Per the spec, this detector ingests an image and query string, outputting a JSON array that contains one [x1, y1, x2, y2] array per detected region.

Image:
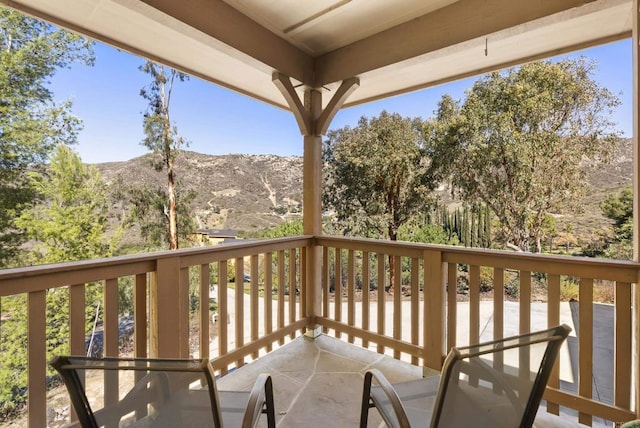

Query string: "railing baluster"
[[493, 268, 504, 341], [410, 258, 419, 365], [377, 252, 385, 354], [362, 251, 370, 348], [69, 283, 85, 424], [104, 278, 119, 417], [104, 278, 119, 357], [347, 249, 355, 344], [251, 255, 259, 358], [134, 273, 147, 357], [393, 255, 401, 359], [547, 274, 561, 415], [520, 270, 531, 335], [447, 262, 457, 351], [289, 248, 296, 339], [335, 247, 342, 338], [218, 261, 229, 375], [265, 253, 273, 352], [300, 247, 307, 322], [493, 268, 505, 394], [27, 290, 46, 428], [235, 258, 244, 368], [179, 267, 189, 358], [69, 284, 85, 356], [469, 265, 480, 345], [519, 271, 531, 397], [278, 250, 285, 345], [614, 281, 632, 410], [200, 264, 210, 359], [578, 277, 594, 426], [322, 246, 329, 333]]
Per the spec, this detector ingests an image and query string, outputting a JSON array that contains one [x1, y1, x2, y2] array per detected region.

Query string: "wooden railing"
[[0, 234, 637, 426], [0, 236, 310, 427], [315, 236, 638, 426]]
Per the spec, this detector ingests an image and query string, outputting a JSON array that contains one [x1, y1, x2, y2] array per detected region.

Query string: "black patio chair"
[[360, 324, 571, 428], [50, 356, 275, 428]]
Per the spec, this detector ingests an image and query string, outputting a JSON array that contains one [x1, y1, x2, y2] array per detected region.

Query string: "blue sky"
[[50, 39, 632, 164]]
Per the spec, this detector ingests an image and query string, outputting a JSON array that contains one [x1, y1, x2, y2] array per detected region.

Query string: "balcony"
[[0, 235, 637, 427]]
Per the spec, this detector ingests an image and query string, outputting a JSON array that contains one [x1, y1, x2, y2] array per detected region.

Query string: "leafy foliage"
[[600, 187, 632, 259], [397, 219, 458, 246], [429, 58, 621, 252], [113, 176, 197, 250], [601, 187, 632, 241], [323, 110, 442, 241], [258, 220, 303, 238], [1, 145, 115, 415], [16, 145, 122, 263], [0, 6, 93, 267]]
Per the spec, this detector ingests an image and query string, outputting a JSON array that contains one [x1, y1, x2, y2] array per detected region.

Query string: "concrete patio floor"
[[216, 333, 598, 428]]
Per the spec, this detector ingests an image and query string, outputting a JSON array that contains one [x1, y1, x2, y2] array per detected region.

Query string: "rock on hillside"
[[96, 151, 303, 233]]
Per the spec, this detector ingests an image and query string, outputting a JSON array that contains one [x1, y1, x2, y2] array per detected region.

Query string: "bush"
[[560, 277, 580, 301]]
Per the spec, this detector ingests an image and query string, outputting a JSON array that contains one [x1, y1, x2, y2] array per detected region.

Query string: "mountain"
[[96, 151, 303, 235], [95, 138, 632, 243]]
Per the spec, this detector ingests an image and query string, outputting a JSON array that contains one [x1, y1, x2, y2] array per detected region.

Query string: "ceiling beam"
[[342, 31, 629, 109], [314, 0, 600, 86], [139, 0, 314, 85]]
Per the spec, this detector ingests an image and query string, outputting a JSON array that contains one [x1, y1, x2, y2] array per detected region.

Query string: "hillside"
[[95, 138, 632, 243], [97, 151, 303, 234]]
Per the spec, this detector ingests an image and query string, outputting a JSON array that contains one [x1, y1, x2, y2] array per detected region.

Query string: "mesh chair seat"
[[361, 324, 571, 428], [50, 356, 275, 428]]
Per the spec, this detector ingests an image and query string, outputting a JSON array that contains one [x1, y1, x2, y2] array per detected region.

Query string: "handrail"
[[0, 236, 313, 296]]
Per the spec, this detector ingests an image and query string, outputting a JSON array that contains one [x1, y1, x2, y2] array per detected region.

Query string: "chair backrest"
[[50, 356, 223, 428], [430, 324, 571, 428]]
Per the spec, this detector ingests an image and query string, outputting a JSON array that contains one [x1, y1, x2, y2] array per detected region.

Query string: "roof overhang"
[[0, 0, 632, 111]]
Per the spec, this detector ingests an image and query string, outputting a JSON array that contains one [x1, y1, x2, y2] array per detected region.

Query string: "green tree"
[[0, 6, 94, 267], [139, 61, 189, 250], [258, 220, 303, 238], [16, 145, 121, 263], [114, 176, 197, 250], [601, 187, 633, 241], [398, 219, 459, 246], [600, 187, 633, 259], [430, 58, 620, 252], [324, 111, 441, 239], [323, 110, 443, 288], [2, 145, 117, 415]]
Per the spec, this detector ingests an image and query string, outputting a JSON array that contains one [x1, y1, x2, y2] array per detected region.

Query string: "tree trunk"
[[167, 162, 178, 250]]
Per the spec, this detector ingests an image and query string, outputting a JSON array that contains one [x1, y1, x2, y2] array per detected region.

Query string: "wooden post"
[[151, 256, 182, 357], [423, 249, 446, 372], [273, 73, 359, 338], [303, 88, 323, 335]]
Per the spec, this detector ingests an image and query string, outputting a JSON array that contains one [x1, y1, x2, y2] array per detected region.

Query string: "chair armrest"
[[364, 369, 410, 428], [242, 373, 275, 428]]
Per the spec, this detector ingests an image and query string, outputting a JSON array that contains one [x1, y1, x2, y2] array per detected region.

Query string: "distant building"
[[193, 229, 238, 246]]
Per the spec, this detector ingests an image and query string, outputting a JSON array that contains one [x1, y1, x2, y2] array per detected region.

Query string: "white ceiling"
[[1, 0, 633, 114]]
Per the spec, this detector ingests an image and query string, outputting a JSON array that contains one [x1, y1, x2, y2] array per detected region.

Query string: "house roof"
[[1, 0, 632, 113], [196, 229, 238, 238]]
